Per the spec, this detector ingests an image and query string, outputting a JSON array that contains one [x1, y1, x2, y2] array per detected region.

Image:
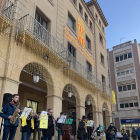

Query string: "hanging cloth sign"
[[40, 114, 48, 129]]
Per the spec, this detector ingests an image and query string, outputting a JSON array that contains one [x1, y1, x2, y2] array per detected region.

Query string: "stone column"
[[105, 112, 112, 128], [0, 77, 21, 110], [76, 105, 85, 129], [93, 111, 99, 126], [98, 112, 103, 125]]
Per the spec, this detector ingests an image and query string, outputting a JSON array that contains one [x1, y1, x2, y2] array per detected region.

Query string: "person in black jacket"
[[33, 112, 41, 140], [42, 108, 55, 140], [21, 107, 34, 140], [78, 116, 87, 140], [96, 124, 101, 140], [107, 123, 117, 140]]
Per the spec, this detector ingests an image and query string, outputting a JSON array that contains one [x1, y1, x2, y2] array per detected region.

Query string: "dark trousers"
[[2, 126, 17, 140], [21, 131, 32, 140], [44, 137, 52, 140], [33, 129, 41, 140], [58, 129, 62, 140], [138, 137, 140, 140], [81, 133, 87, 140]]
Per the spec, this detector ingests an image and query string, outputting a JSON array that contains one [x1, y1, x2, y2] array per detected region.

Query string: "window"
[[126, 71, 129, 74], [121, 72, 125, 76], [95, 13, 98, 21], [124, 54, 127, 59], [27, 99, 38, 113], [132, 84, 136, 90], [134, 102, 138, 107], [128, 53, 132, 58], [116, 57, 119, 62], [99, 34, 103, 44], [86, 36, 91, 50], [85, 13, 88, 23], [79, 3, 83, 15], [35, 12, 47, 30], [118, 86, 122, 92], [130, 69, 134, 73], [120, 104, 124, 108], [72, 0, 76, 5], [129, 103, 134, 107], [68, 13, 75, 31], [102, 26, 104, 32], [102, 75, 105, 83], [117, 72, 120, 77], [99, 20, 101, 27], [90, 21, 92, 29], [123, 85, 127, 91], [101, 53, 104, 65], [120, 55, 123, 61], [87, 61, 92, 72], [125, 103, 129, 108], [68, 42, 76, 58], [127, 85, 131, 90]]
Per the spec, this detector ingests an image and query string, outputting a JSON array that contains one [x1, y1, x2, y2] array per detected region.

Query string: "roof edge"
[[86, 0, 108, 27]]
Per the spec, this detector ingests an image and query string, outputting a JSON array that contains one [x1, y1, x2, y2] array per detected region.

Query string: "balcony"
[[18, 14, 112, 99], [0, 0, 14, 30], [102, 83, 112, 100]]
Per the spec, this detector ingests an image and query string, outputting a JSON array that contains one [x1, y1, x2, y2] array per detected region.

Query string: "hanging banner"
[[40, 114, 48, 129], [112, 91, 116, 104]]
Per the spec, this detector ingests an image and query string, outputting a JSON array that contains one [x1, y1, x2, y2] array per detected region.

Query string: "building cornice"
[[86, 0, 108, 27]]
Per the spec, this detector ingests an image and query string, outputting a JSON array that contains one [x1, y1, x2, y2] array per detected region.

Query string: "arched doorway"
[[62, 84, 80, 136], [85, 94, 97, 123], [18, 62, 53, 113], [102, 102, 109, 130]]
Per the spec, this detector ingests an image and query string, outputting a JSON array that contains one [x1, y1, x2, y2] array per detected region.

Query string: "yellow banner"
[[112, 91, 116, 104], [40, 114, 48, 129]]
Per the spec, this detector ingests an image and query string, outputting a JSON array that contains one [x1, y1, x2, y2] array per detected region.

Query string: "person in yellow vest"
[[21, 107, 35, 140]]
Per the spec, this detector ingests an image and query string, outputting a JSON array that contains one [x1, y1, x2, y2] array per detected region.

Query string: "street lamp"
[[68, 91, 72, 98], [86, 100, 91, 106], [102, 108, 106, 112], [33, 70, 40, 84]]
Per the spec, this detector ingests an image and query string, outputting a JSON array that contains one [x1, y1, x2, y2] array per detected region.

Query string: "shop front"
[[121, 119, 140, 133]]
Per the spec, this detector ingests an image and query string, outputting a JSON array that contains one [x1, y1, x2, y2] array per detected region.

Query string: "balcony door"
[[35, 12, 48, 45]]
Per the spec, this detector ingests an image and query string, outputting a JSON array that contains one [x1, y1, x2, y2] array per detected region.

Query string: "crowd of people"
[[1, 94, 140, 140]]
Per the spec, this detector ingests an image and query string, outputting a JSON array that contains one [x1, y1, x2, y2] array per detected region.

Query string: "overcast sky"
[[85, 0, 140, 50]]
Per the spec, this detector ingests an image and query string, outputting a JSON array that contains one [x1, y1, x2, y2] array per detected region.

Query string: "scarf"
[[10, 101, 18, 109]]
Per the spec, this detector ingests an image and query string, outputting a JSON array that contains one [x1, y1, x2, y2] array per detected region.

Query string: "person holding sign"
[[56, 112, 65, 140], [21, 106, 35, 140], [42, 109, 55, 140]]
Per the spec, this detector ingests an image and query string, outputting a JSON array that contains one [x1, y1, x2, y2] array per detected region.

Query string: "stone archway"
[[62, 83, 80, 136], [85, 94, 97, 124]]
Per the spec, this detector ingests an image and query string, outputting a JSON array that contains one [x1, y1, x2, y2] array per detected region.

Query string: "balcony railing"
[[0, 0, 14, 20], [102, 83, 112, 98], [18, 14, 112, 98]]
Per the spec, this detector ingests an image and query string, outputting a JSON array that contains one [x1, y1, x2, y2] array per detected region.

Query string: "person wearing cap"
[[78, 116, 87, 140], [56, 112, 64, 140]]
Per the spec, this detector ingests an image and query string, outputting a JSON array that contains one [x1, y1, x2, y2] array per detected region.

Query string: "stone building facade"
[[0, 0, 113, 139]]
